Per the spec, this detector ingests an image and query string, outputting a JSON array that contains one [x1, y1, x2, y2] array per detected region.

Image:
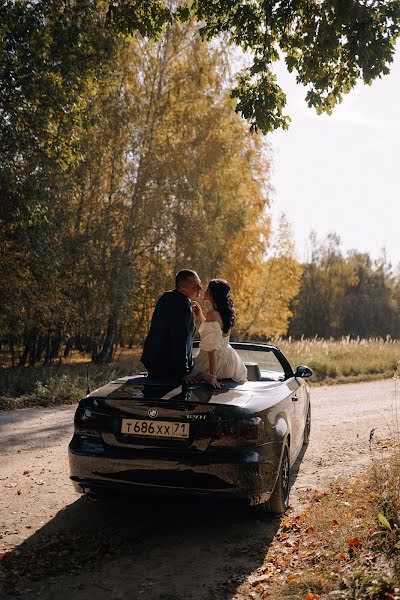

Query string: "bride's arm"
[[192, 301, 206, 324], [204, 350, 220, 388]]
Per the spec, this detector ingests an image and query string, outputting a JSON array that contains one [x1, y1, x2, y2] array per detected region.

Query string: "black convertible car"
[[69, 343, 312, 513]]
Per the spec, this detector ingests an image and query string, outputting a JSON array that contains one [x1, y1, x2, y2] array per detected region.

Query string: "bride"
[[191, 279, 247, 387]]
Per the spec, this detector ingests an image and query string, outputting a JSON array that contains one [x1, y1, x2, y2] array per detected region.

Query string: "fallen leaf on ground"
[[252, 574, 273, 586], [304, 526, 314, 533], [347, 538, 361, 547]]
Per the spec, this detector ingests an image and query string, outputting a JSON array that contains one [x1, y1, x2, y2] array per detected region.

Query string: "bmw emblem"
[[148, 408, 158, 418]]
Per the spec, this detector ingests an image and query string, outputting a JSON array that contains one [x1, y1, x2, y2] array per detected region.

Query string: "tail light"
[[74, 400, 100, 435], [211, 416, 264, 446]]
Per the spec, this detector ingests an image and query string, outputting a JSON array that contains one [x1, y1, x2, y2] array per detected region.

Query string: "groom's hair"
[[175, 269, 198, 289]]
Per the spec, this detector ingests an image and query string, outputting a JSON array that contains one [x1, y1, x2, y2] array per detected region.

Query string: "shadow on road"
[[291, 444, 308, 482], [1, 495, 281, 600], [0, 407, 74, 462], [0, 421, 72, 451], [1, 447, 308, 600]]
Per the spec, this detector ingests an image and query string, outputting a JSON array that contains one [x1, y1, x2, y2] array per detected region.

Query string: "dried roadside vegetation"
[[0, 357, 141, 410], [237, 441, 400, 599], [0, 339, 399, 410], [278, 337, 400, 385]]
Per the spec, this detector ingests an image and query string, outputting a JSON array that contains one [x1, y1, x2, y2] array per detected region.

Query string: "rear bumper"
[[68, 434, 282, 503]]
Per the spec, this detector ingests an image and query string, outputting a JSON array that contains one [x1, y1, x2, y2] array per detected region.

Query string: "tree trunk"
[[19, 334, 31, 367], [64, 338, 73, 358], [43, 332, 52, 366], [29, 333, 44, 366], [50, 327, 62, 361], [95, 313, 118, 364], [9, 337, 15, 367]]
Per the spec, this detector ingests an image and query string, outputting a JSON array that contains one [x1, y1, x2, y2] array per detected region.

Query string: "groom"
[[141, 269, 202, 381]]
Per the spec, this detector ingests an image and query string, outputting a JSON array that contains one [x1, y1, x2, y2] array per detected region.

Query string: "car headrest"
[[245, 362, 262, 381]]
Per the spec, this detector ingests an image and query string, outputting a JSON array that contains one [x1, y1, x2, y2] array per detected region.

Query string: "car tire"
[[84, 488, 109, 502], [265, 443, 290, 515], [84, 489, 100, 502], [303, 403, 311, 446]]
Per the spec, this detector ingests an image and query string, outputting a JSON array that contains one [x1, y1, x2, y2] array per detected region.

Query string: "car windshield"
[[235, 348, 286, 381], [193, 344, 288, 382]]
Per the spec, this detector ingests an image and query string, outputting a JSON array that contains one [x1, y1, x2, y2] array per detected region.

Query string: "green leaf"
[[175, 6, 190, 23], [378, 513, 392, 531]]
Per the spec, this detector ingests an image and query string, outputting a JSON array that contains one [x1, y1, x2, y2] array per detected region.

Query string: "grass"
[[275, 337, 400, 385], [278, 445, 400, 600], [0, 351, 142, 410], [0, 338, 399, 410]]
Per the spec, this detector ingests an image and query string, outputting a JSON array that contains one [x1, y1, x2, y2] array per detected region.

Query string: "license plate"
[[121, 419, 190, 439]]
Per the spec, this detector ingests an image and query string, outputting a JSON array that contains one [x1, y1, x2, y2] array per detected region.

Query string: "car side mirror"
[[294, 365, 313, 378]]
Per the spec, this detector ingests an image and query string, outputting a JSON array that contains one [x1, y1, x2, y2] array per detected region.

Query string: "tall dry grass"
[[0, 338, 399, 409], [275, 336, 400, 384], [369, 360, 400, 552]]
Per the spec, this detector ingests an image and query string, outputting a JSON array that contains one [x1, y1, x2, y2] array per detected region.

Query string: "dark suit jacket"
[[141, 289, 195, 379]]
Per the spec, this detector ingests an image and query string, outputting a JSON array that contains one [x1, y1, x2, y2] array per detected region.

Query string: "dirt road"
[[0, 379, 398, 599]]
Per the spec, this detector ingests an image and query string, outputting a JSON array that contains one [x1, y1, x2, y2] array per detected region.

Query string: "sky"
[[268, 46, 400, 269]]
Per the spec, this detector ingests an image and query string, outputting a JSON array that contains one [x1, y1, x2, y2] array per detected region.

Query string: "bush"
[[0, 360, 141, 410]]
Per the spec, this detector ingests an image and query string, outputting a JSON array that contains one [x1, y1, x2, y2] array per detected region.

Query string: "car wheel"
[[303, 404, 311, 446], [84, 488, 109, 502], [265, 443, 290, 515], [84, 489, 100, 502]]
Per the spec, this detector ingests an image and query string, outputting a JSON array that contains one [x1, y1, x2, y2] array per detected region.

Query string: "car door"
[[232, 345, 299, 442], [270, 349, 305, 458], [225, 343, 306, 460]]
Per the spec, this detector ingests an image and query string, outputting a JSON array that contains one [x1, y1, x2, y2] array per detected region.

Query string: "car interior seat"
[[245, 362, 262, 381]]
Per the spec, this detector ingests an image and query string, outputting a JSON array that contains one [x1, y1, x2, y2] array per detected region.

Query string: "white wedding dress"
[[191, 321, 247, 383]]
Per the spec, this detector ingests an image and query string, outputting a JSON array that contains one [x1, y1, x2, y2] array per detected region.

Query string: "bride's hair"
[[208, 279, 236, 334]]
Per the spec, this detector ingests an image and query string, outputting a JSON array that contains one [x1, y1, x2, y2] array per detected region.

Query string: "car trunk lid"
[[107, 384, 217, 450], [86, 376, 252, 451]]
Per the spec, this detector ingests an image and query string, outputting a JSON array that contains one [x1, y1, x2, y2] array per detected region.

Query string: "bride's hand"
[[191, 301, 202, 317], [204, 373, 221, 388]]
